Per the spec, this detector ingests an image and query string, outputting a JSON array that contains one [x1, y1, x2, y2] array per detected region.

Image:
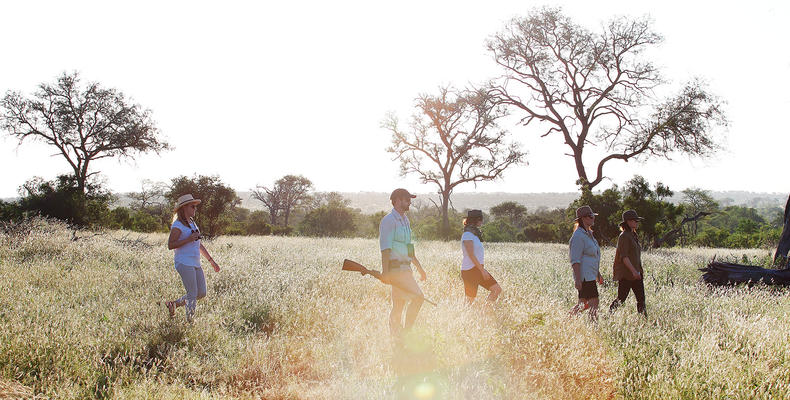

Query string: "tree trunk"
[[439, 191, 451, 240], [774, 194, 790, 267]]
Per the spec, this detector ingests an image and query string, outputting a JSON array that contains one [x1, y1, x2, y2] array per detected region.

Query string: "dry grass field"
[[1, 219, 789, 399]]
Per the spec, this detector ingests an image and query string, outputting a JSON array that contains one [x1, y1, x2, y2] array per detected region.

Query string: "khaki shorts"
[[389, 266, 423, 302]]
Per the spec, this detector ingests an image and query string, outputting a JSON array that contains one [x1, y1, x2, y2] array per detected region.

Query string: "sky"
[[1, 0, 788, 199]]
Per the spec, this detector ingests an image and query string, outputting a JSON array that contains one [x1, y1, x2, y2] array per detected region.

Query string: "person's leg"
[[175, 264, 198, 321], [486, 284, 502, 303], [633, 278, 646, 315], [610, 280, 631, 311], [390, 298, 406, 337], [570, 298, 588, 315], [462, 269, 479, 305], [588, 297, 600, 321], [195, 268, 207, 301], [404, 296, 424, 331]]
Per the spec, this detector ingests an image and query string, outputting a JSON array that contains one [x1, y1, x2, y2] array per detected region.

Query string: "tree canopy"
[[1, 71, 169, 192], [488, 7, 726, 191], [384, 86, 526, 238]]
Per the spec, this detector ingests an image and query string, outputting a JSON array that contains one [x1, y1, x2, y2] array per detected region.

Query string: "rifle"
[[342, 259, 436, 306]]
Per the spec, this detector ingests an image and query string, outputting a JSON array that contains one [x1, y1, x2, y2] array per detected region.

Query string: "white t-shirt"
[[461, 231, 484, 271]]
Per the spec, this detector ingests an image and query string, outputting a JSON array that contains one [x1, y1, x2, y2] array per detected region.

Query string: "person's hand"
[[188, 231, 201, 242], [418, 269, 427, 281], [380, 271, 392, 285], [632, 270, 642, 280], [597, 275, 604, 285], [574, 280, 582, 291], [212, 261, 220, 273]]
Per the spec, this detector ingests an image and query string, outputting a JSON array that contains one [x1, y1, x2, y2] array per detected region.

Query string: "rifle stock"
[[341, 259, 436, 306], [342, 259, 383, 281]]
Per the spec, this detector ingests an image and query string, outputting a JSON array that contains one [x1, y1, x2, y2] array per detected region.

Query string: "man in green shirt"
[[380, 188, 427, 338]]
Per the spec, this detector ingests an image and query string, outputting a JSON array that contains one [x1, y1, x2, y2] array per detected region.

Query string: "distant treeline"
[[0, 173, 782, 250]]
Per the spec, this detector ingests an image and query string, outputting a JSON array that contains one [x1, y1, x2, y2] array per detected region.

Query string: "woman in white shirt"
[[461, 209, 502, 304], [164, 194, 221, 321]]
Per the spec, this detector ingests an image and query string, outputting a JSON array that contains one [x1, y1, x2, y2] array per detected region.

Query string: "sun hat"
[[575, 205, 598, 220], [174, 194, 201, 211], [621, 210, 644, 222], [467, 209, 483, 219], [390, 188, 416, 201]]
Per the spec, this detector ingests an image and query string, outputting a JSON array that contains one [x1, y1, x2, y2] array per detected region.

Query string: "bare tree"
[[487, 8, 726, 192], [252, 175, 313, 227], [251, 185, 282, 226], [1, 71, 169, 192], [384, 86, 526, 239]]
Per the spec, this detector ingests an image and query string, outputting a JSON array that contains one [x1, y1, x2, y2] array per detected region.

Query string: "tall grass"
[[1, 219, 787, 399]]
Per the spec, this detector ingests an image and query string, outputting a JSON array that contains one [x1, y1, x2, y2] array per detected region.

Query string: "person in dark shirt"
[[609, 210, 646, 315]]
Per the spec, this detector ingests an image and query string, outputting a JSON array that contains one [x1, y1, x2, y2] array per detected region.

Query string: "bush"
[[298, 204, 356, 237], [17, 175, 113, 228]]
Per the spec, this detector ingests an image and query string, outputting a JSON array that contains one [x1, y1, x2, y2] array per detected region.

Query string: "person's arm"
[[463, 239, 490, 280], [381, 248, 392, 282], [200, 243, 220, 272], [411, 255, 426, 281], [569, 233, 584, 290], [572, 263, 582, 291], [379, 217, 395, 281], [167, 227, 199, 250]]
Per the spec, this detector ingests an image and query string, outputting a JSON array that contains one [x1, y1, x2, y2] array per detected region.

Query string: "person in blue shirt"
[[568, 205, 603, 320], [460, 209, 502, 304], [380, 188, 427, 338], [164, 194, 221, 321]]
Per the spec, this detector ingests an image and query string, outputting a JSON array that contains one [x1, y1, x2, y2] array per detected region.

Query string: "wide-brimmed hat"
[[174, 194, 201, 211], [575, 205, 598, 220], [621, 210, 644, 222], [466, 209, 483, 219], [390, 188, 416, 201]]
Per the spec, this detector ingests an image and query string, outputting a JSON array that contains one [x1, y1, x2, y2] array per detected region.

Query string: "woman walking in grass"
[[569, 205, 603, 320], [609, 210, 647, 316], [164, 194, 221, 321], [461, 210, 502, 304]]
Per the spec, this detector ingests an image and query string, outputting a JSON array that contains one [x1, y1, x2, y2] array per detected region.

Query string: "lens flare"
[[414, 382, 436, 399]]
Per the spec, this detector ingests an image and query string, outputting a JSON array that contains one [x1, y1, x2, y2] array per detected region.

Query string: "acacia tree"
[[252, 175, 313, 227], [488, 8, 726, 192], [384, 86, 526, 239], [1, 71, 169, 192]]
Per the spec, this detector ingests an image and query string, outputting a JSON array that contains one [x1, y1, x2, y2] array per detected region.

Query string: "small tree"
[[488, 8, 726, 192], [1, 72, 169, 193], [681, 188, 719, 237], [384, 86, 526, 239], [167, 175, 240, 237], [252, 175, 313, 227], [129, 179, 170, 229], [490, 201, 528, 229]]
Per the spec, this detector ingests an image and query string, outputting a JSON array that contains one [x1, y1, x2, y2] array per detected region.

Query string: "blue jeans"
[[175, 263, 206, 320]]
